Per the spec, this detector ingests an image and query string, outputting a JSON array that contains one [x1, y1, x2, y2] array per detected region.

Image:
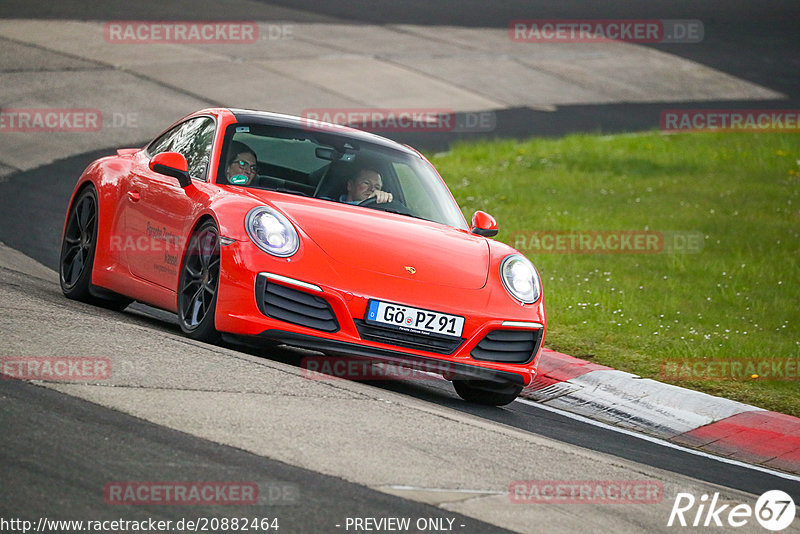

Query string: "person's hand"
[[371, 190, 393, 203]]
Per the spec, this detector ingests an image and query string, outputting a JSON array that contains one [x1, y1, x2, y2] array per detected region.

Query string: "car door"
[[123, 116, 215, 289]]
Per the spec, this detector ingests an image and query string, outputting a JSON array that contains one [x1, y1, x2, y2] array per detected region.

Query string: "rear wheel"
[[177, 220, 221, 343], [59, 186, 131, 311], [452, 379, 522, 406]]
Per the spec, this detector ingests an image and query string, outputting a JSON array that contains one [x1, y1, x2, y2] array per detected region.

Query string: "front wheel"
[[452, 379, 522, 406], [177, 220, 221, 343]]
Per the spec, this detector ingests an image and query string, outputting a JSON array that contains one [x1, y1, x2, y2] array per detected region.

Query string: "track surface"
[[2, 1, 799, 533], [0, 378, 508, 533], [0, 0, 797, 150], [2, 149, 799, 501]]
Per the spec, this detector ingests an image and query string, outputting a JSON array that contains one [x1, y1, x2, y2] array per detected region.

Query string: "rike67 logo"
[[668, 490, 796, 531]]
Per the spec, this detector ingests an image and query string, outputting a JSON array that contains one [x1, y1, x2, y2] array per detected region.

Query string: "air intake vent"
[[256, 277, 339, 333], [471, 329, 542, 364]]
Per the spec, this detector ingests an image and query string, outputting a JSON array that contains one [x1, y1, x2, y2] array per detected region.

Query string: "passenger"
[[225, 141, 258, 186]]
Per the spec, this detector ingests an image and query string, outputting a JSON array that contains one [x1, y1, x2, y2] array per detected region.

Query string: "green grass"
[[429, 131, 800, 417]]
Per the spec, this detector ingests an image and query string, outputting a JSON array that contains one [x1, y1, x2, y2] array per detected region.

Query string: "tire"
[[59, 186, 131, 311], [177, 220, 221, 343], [452, 379, 522, 406]]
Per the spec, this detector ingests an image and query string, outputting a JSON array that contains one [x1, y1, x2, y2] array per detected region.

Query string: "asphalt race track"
[[1, 378, 507, 533], [2, 0, 797, 149], [1, 148, 800, 497], [1, 1, 799, 533]]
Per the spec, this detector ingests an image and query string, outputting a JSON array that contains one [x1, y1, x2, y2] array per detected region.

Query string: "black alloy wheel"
[[60, 187, 98, 298], [177, 220, 222, 343], [59, 186, 131, 310]]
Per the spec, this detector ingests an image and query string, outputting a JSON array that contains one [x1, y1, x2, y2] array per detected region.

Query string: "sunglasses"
[[232, 159, 258, 172]]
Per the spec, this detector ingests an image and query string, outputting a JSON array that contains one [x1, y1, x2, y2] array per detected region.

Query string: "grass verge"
[[430, 131, 800, 417]]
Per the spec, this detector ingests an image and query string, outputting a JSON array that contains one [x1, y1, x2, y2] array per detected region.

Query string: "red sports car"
[[59, 108, 545, 405]]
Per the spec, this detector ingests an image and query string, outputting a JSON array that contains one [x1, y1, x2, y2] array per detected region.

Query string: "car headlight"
[[500, 255, 541, 304], [245, 206, 299, 257]]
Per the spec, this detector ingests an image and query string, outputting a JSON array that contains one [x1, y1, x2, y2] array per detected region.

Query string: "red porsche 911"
[[59, 108, 545, 405]]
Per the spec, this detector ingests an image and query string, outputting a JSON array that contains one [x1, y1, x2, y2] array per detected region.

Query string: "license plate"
[[365, 300, 465, 339]]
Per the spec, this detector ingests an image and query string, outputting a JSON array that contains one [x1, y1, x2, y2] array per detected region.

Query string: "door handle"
[[127, 191, 140, 202]]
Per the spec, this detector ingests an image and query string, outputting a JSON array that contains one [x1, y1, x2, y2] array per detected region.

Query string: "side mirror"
[[470, 210, 498, 237], [149, 152, 191, 188]]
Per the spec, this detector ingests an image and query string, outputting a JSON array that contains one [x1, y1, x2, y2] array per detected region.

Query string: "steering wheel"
[[357, 196, 415, 216]]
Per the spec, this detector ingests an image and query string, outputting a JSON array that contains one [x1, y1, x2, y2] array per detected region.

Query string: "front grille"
[[354, 320, 464, 355], [470, 328, 542, 364], [256, 277, 339, 333]]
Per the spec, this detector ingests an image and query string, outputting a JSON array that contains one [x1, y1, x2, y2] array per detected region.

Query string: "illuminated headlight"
[[500, 255, 541, 304], [245, 206, 299, 257]]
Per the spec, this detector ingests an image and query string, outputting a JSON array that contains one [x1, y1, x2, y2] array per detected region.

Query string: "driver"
[[341, 168, 393, 204]]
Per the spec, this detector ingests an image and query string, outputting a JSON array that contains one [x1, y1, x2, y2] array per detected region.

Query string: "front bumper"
[[257, 329, 528, 386], [214, 239, 545, 386]]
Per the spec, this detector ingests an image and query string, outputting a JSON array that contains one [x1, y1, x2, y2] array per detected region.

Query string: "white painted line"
[[516, 398, 800, 483]]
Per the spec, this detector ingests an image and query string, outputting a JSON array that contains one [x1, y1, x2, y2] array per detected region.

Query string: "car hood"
[[263, 194, 489, 290]]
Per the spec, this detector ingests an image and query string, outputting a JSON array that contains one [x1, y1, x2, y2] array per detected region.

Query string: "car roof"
[[228, 108, 420, 157]]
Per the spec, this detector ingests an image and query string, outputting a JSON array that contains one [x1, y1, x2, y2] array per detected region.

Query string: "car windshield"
[[217, 123, 468, 230]]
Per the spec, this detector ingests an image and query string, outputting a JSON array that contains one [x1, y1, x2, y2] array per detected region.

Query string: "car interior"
[[220, 128, 406, 205]]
